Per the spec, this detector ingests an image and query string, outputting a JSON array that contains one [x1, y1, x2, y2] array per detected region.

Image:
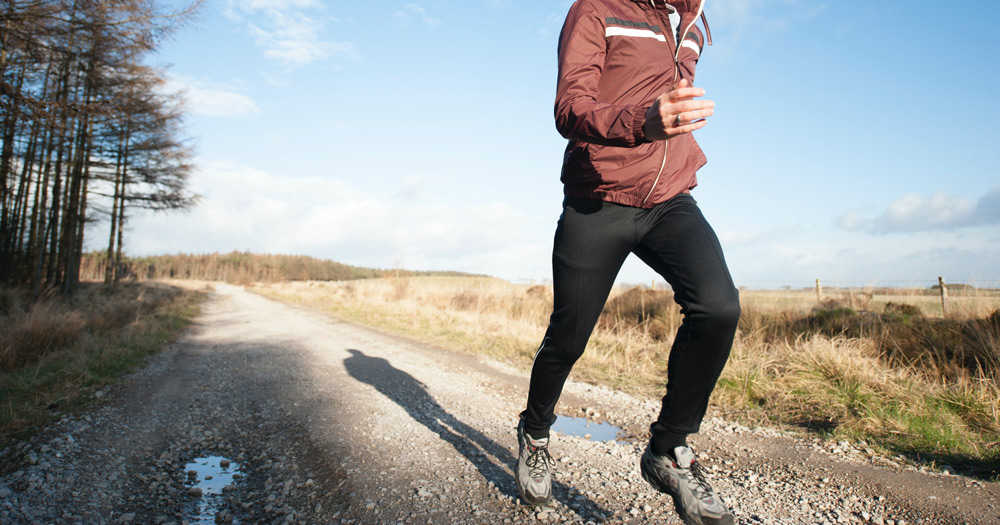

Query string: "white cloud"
[[837, 186, 1000, 233], [708, 229, 1000, 289], [834, 207, 871, 232], [163, 75, 260, 118], [878, 191, 975, 231], [396, 4, 441, 27], [226, 0, 355, 67], [121, 161, 552, 281]]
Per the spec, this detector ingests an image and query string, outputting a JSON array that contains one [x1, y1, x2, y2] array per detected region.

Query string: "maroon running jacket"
[[555, 0, 710, 208]]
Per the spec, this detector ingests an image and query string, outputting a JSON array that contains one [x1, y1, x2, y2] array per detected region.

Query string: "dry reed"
[[0, 283, 191, 371]]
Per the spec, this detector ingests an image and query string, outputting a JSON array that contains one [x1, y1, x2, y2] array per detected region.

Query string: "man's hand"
[[642, 78, 714, 141]]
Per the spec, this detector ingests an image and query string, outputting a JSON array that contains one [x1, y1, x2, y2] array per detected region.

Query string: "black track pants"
[[523, 194, 740, 440]]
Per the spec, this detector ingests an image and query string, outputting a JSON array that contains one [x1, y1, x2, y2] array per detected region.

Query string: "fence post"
[[938, 276, 948, 317], [815, 278, 822, 303]]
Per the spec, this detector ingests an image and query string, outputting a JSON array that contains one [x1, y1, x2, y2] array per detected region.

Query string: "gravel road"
[[1, 283, 998, 524]]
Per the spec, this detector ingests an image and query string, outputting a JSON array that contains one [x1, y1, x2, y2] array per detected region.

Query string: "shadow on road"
[[343, 349, 609, 516]]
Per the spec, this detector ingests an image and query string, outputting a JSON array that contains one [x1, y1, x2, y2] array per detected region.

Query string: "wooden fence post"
[[816, 278, 822, 303], [938, 276, 948, 317]]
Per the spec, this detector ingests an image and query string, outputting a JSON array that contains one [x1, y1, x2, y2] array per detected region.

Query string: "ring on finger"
[[674, 114, 683, 126]]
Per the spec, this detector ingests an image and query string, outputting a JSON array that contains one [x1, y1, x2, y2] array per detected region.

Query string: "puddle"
[[552, 416, 627, 443], [182, 456, 241, 524]]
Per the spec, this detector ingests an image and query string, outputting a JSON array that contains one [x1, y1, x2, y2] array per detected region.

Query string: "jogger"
[[516, 1, 741, 523]]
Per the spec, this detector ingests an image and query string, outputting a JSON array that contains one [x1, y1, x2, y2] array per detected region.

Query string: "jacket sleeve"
[[554, 1, 649, 147]]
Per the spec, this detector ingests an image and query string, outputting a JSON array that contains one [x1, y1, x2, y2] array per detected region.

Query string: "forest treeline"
[[78, 251, 482, 284], [0, 0, 201, 296]]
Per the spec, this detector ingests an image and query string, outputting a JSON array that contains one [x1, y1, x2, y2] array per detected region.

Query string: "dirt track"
[[1, 283, 998, 524]]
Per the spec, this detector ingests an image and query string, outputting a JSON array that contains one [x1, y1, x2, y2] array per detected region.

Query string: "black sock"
[[651, 430, 688, 458], [525, 428, 549, 441]]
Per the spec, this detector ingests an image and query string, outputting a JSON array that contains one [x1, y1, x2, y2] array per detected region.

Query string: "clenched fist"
[[642, 78, 715, 141]]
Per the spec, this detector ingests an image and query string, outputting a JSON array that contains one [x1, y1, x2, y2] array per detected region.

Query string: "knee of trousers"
[[536, 337, 588, 370], [697, 290, 742, 333]]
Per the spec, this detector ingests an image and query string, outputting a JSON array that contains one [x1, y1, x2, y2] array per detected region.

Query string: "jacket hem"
[[564, 187, 654, 209]]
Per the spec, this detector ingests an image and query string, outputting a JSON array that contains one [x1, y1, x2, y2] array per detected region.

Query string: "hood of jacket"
[[628, 0, 709, 45], [628, 0, 701, 14]]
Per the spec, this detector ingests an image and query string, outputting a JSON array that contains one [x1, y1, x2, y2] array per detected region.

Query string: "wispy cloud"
[[163, 75, 260, 118], [395, 3, 441, 27], [537, 12, 566, 37], [837, 185, 1000, 233], [706, 0, 827, 53], [226, 0, 355, 67], [240, 0, 320, 9]]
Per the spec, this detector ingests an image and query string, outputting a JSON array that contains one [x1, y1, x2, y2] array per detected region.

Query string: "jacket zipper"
[[640, 0, 706, 207]]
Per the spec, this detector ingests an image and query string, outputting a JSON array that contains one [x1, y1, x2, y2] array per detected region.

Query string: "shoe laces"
[[685, 460, 717, 500], [525, 440, 553, 479]]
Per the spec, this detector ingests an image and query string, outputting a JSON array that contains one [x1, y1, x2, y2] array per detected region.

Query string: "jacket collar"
[[628, 0, 698, 11], [630, 0, 705, 15]]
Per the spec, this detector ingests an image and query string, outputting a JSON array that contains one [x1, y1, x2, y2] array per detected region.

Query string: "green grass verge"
[[714, 351, 1000, 480]]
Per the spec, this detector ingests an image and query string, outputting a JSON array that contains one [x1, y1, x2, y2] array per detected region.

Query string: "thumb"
[[674, 78, 690, 90]]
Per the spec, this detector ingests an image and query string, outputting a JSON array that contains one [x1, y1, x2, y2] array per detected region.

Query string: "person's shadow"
[[343, 349, 608, 517]]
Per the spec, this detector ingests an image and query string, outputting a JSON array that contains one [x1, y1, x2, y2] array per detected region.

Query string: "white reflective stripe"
[[681, 39, 701, 56], [604, 26, 666, 41]]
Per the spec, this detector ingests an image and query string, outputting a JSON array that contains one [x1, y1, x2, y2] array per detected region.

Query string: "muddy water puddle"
[[552, 416, 629, 443], [182, 455, 241, 524]]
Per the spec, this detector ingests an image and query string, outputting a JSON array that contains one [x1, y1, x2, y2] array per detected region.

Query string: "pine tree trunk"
[[113, 203, 125, 290], [106, 129, 128, 287]]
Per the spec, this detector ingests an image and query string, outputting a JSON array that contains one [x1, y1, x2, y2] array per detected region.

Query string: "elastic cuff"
[[631, 105, 649, 145]]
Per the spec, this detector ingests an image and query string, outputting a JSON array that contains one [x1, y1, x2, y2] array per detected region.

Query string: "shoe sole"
[[520, 493, 551, 507], [640, 456, 734, 525]]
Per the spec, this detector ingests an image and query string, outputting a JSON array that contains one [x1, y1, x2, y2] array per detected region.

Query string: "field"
[[253, 276, 1000, 479]]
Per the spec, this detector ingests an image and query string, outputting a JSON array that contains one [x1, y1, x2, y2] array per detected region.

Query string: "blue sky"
[[112, 0, 1000, 288]]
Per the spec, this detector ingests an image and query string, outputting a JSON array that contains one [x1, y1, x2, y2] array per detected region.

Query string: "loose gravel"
[[1, 284, 997, 524]]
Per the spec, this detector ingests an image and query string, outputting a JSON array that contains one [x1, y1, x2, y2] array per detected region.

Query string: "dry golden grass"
[[254, 277, 679, 391], [254, 277, 1000, 477], [0, 283, 194, 371], [1, 282, 204, 445], [747, 286, 1000, 318], [0, 301, 87, 371]]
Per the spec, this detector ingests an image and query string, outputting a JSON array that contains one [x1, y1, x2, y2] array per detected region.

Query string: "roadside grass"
[[253, 277, 1000, 480], [0, 282, 205, 451], [718, 332, 998, 474]]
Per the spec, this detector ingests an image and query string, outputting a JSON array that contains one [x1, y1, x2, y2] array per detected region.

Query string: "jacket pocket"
[[587, 142, 630, 169]]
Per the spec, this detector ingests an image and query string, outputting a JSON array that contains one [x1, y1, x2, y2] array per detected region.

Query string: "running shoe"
[[515, 414, 553, 506], [640, 443, 734, 525]]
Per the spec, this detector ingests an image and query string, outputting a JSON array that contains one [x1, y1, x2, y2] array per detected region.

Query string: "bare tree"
[[0, 0, 202, 294]]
